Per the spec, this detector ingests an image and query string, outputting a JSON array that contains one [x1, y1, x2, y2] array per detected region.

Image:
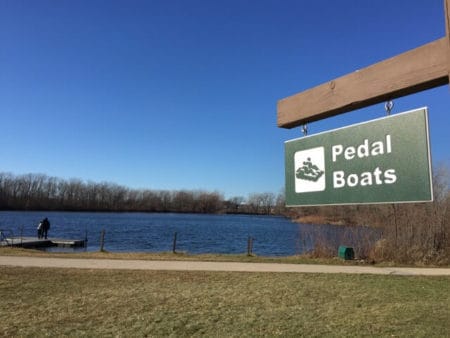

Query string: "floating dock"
[[0, 237, 86, 249]]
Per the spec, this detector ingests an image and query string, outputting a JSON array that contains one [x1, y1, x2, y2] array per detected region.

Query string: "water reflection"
[[0, 211, 380, 256]]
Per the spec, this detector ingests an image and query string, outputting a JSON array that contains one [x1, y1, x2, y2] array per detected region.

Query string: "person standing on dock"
[[37, 221, 43, 239], [42, 217, 50, 239]]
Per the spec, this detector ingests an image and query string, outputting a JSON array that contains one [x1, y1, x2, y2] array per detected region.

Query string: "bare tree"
[[0, 172, 286, 216]]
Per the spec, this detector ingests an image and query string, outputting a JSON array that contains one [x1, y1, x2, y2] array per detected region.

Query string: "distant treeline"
[[0, 172, 285, 215]]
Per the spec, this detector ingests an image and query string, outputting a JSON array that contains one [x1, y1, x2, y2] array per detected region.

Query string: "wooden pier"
[[0, 237, 86, 249]]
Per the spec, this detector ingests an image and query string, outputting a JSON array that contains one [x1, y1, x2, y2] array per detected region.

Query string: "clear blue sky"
[[1, 0, 449, 198]]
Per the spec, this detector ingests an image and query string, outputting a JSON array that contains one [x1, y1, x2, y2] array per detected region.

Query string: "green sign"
[[285, 108, 433, 206]]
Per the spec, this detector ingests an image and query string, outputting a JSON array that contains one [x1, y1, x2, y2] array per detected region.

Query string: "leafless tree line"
[[0, 172, 285, 215]]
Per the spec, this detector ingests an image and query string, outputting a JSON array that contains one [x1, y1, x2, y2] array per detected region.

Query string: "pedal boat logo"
[[294, 146, 325, 193]]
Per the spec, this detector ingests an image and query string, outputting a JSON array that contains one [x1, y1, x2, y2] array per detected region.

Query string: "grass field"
[[0, 265, 449, 337]]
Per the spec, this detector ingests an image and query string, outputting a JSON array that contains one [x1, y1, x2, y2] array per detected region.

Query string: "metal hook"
[[301, 124, 308, 136], [385, 100, 394, 116]]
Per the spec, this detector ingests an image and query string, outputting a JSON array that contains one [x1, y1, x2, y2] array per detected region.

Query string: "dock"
[[0, 237, 86, 249]]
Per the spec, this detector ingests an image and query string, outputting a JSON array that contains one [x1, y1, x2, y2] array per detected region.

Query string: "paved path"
[[1, 256, 450, 276]]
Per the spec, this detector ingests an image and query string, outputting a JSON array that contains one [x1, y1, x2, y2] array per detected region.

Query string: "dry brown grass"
[[0, 266, 449, 337], [294, 214, 346, 226]]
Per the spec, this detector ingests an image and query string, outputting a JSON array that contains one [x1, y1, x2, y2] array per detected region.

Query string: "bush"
[[294, 164, 450, 265]]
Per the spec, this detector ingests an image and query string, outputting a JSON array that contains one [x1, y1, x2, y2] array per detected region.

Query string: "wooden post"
[[444, 0, 450, 85], [99, 229, 105, 252], [247, 236, 254, 256], [172, 232, 177, 254], [20, 225, 23, 247], [277, 0, 450, 128], [392, 204, 398, 247]]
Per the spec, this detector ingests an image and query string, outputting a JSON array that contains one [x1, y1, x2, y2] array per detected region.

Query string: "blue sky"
[[1, 0, 449, 198]]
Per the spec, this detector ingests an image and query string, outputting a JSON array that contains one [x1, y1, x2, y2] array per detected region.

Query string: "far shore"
[[293, 214, 348, 226]]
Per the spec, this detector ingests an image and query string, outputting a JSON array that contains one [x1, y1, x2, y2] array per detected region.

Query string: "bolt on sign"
[[284, 108, 433, 206]]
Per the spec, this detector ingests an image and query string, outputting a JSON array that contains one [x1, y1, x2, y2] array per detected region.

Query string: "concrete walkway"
[[1, 255, 450, 276]]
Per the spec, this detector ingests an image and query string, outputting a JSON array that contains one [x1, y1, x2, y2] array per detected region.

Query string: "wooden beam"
[[278, 38, 450, 128], [445, 0, 450, 76]]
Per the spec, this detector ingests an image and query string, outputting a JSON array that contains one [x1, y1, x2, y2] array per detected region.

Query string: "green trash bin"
[[338, 246, 354, 260]]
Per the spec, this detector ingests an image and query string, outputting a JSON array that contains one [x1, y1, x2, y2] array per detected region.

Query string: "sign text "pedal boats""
[[332, 135, 396, 188]]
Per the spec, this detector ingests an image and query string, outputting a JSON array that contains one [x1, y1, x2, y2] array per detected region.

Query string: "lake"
[[0, 211, 379, 256]]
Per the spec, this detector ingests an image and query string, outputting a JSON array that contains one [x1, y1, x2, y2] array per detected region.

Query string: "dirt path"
[[1, 255, 450, 276]]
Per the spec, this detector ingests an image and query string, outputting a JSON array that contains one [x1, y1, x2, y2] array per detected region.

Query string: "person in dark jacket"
[[42, 217, 50, 239]]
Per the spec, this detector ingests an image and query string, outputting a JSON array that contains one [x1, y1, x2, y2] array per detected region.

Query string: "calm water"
[[0, 211, 378, 256]]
